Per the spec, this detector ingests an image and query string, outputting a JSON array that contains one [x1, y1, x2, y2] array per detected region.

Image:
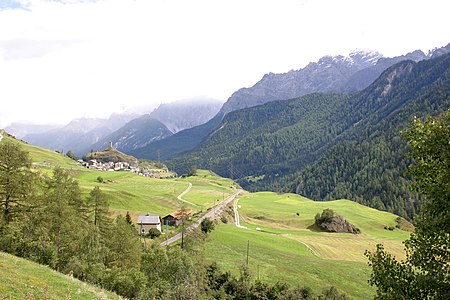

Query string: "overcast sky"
[[1, 0, 449, 128]]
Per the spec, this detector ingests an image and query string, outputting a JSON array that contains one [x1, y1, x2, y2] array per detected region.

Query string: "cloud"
[[0, 0, 449, 127], [0, 0, 28, 11], [0, 39, 83, 60]]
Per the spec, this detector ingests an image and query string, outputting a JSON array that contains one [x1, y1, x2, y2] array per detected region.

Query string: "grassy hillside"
[[2, 132, 83, 170], [73, 169, 235, 221], [0, 252, 122, 300], [204, 192, 411, 299], [1, 132, 236, 221]]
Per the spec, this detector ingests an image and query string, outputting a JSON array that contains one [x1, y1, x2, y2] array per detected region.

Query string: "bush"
[[146, 228, 161, 239], [201, 218, 215, 234], [97, 176, 104, 183], [315, 209, 335, 225], [102, 267, 147, 299]]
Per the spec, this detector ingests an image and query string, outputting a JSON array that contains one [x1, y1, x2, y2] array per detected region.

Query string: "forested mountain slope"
[[169, 53, 450, 218], [132, 44, 449, 161]]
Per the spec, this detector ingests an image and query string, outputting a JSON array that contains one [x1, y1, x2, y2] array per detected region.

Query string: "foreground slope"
[[205, 192, 411, 300], [0, 252, 122, 299]]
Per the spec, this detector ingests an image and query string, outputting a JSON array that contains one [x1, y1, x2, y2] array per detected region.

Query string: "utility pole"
[[246, 240, 249, 266], [165, 220, 168, 244], [181, 217, 184, 249]]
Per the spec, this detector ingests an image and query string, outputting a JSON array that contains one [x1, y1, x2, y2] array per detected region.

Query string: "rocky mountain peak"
[[347, 49, 383, 66]]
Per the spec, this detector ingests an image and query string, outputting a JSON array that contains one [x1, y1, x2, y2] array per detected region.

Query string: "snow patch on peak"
[[347, 49, 384, 66]]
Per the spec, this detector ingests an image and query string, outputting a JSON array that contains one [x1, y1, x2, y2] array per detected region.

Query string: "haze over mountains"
[[16, 98, 222, 156], [22, 113, 139, 156]]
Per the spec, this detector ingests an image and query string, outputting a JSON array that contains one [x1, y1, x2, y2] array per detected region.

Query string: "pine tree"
[[0, 141, 34, 224], [85, 186, 111, 264], [44, 168, 86, 271]]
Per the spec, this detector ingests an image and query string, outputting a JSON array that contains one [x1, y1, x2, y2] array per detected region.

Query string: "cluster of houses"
[[80, 159, 138, 172], [79, 159, 168, 178], [137, 210, 192, 236]]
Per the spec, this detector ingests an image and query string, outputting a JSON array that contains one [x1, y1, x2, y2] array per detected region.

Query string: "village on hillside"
[[79, 141, 175, 178], [79, 158, 175, 178]]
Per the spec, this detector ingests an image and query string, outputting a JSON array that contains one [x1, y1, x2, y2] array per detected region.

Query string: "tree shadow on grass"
[[306, 223, 324, 232]]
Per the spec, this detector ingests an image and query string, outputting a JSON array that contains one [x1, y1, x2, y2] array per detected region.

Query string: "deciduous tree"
[[366, 110, 450, 298]]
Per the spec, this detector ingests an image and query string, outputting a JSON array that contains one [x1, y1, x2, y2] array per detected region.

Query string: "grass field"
[[3, 133, 83, 170], [2, 134, 236, 223], [204, 191, 411, 299], [179, 169, 236, 209], [0, 252, 122, 300]]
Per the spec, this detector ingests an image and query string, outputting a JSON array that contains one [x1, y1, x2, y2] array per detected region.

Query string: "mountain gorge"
[[168, 53, 450, 218]]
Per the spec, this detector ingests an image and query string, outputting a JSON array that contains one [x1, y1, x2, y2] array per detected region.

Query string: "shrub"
[[201, 218, 215, 234], [147, 228, 161, 239]]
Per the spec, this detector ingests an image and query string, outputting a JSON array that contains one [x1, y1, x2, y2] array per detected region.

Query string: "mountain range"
[[167, 52, 450, 218], [19, 98, 222, 157], [23, 113, 138, 156], [12, 42, 450, 218], [132, 43, 450, 161]]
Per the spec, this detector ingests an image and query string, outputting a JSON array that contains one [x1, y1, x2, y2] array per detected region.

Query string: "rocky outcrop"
[[315, 209, 360, 234]]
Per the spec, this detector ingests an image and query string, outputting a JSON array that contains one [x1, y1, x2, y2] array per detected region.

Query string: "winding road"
[[234, 197, 247, 229], [177, 182, 199, 207], [161, 188, 243, 246]]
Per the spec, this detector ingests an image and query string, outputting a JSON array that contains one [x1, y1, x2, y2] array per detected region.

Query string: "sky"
[[0, 0, 449, 128]]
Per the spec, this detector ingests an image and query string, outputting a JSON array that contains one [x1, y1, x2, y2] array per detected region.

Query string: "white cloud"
[[0, 0, 450, 128]]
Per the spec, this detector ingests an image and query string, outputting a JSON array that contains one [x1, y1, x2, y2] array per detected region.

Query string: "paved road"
[[161, 189, 243, 246]]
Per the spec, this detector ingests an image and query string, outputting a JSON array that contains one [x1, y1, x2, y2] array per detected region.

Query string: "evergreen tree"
[[84, 186, 111, 265], [0, 141, 34, 224], [44, 168, 86, 271], [66, 150, 77, 160], [105, 215, 141, 269]]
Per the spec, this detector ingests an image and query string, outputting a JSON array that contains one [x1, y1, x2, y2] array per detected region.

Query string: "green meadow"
[[3, 134, 83, 170], [0, 252, 122, 300], [204, 192, 411, 299], [3, 134, 236, 222], [180, 169, 236, 209]]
